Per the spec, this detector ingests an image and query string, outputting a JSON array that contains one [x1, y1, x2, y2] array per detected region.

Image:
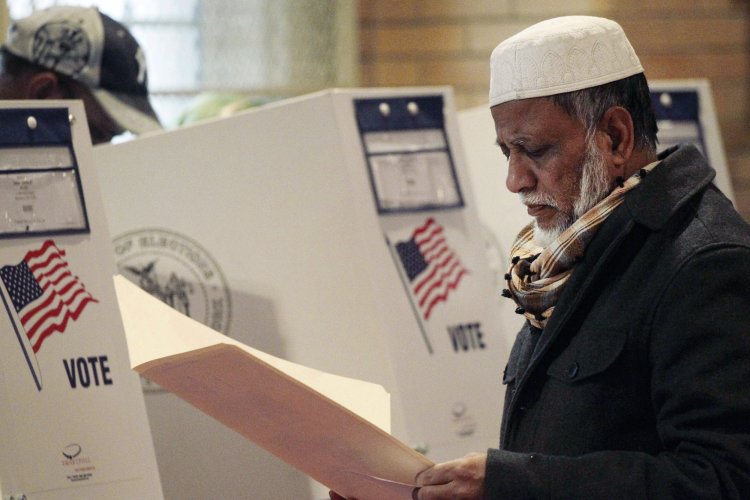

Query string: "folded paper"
[[113, 275, 432, 499]]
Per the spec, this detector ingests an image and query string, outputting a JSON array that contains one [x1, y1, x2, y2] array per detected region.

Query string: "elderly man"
[[413, 16, 750, 499], [0, 6, 161, 144], [335, 15, 750, 500]]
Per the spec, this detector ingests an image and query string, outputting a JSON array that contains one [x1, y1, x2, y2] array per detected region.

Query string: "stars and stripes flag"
[[0, 239, 98, 353], [394, 217, 469, 320]]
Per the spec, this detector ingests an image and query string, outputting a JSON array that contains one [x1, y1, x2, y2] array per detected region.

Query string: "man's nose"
[[505, 157, 535, 194]]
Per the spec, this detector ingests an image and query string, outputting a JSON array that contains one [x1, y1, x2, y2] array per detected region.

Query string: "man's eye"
[[526, 147, 548, 159]]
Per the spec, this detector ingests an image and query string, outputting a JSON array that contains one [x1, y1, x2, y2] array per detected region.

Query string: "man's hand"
[[413, 452, 487, 499], [328, 452, 486, 500]]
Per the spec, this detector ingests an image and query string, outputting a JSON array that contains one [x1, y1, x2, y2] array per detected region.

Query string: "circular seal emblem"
[[113, 228, 232, 392]]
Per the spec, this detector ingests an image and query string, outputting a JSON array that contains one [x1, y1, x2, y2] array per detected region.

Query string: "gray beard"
[[532, 138, 611, 247]]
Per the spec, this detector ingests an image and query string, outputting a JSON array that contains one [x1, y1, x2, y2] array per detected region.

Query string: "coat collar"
[[624, 144, 716, 230], [508, 145, 715, 410], [544, 144, 715, 335]]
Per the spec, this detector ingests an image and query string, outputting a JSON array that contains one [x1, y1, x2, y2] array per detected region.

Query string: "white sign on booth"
[[0, 101, 162, 499]]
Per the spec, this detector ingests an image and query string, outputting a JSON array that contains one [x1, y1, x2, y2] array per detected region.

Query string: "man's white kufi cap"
[[489, 16, 643, 107]]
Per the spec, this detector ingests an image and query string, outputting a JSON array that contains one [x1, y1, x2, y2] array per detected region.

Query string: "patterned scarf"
[[503, 160, 660, 329]]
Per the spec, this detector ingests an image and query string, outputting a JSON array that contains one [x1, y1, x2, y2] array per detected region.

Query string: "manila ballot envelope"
[[113, 275, 433, 499]]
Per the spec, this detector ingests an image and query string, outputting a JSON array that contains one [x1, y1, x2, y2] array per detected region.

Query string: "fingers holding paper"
[[328, 452, 485, 500], [413, 452, 487, 499]]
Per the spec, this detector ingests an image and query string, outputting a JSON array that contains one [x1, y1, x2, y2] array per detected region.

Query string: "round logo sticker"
[[113, 228, 232, 392]]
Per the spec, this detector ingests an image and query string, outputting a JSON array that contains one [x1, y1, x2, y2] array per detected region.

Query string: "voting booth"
[[0, 101, 162, 499], [457, 78, 735, 305], [95, 87, 515, 499]]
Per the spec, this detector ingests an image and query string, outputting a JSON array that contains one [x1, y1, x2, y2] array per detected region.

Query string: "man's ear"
[[596, 106, 635, 173], [25, 72, 67, 99]]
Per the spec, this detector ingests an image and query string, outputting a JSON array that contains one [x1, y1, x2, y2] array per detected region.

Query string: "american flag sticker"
[[394, 218, 469, 321], [0, 240, 98, 390]]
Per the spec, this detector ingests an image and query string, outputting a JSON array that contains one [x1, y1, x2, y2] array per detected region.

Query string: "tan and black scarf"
[[504, 160, 660, 329]]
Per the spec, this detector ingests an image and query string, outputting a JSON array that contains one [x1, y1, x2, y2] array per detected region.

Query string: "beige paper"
[[114, 275, 433, 499]]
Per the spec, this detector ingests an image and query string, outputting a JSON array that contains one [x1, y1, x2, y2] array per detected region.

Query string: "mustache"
[[519, 190, 558, 208]]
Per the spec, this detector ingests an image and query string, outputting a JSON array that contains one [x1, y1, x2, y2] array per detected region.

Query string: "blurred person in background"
[[0, 5, 161, 144]]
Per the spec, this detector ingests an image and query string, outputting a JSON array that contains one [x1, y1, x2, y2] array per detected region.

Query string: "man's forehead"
[[491, 98, 557, 129], [491, 97, 584, 143]]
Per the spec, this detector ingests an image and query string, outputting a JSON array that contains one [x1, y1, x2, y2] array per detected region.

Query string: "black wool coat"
[[484, 145, 750, 499]]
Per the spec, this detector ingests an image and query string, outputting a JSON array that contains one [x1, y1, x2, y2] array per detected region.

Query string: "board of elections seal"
[[113, 228, 232, 392]]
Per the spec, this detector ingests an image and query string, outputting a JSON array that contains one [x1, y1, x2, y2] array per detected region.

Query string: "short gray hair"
[[550, 73, 658, 154]]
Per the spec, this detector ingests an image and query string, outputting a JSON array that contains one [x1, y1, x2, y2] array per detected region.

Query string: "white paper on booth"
[[113, 274, 390, 432]]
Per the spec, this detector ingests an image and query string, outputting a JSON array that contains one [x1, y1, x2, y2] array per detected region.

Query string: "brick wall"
[[359, 0, 750, 218]]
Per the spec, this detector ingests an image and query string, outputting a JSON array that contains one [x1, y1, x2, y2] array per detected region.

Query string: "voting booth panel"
[[648, 79, 733, 201], [457, 78, 735, 315], [95, 87, 513, 499], [0, 101, 162, 499]]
